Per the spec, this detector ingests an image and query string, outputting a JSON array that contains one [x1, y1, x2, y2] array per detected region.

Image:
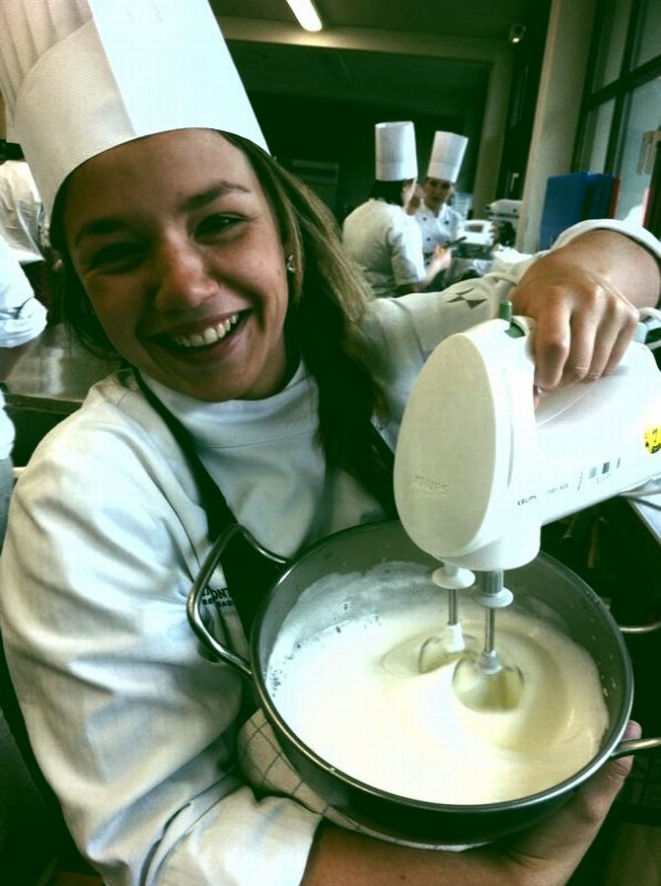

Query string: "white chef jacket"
[[342, 199, 425, 297], [0, 220, 659, 886], [414, 202, 463, 265], [0, 233, 47, 458], [0, 161, 48, 265]]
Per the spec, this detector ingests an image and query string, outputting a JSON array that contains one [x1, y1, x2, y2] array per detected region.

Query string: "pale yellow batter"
[[268, 567, 609, 806]]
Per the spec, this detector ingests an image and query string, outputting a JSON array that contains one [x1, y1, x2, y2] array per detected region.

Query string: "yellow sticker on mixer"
[[644, 426, 661, 454]]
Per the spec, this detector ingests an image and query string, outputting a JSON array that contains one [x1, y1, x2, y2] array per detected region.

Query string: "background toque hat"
[[375, 121, 417, 182], [427, 131, 468, 183], [0, 0, 268, 215]]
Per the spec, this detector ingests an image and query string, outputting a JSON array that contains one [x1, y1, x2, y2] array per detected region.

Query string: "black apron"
[[135, 373, 396, 635]]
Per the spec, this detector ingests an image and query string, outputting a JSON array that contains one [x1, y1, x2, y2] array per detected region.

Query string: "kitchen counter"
[[5, 323, 116, 406], [4, 323, 118, 464]]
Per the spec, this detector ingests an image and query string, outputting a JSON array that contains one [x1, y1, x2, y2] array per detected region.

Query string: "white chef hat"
[[427, 131, 468, 183], [0, 0, 268, 216], [375, 121, 417, 182]]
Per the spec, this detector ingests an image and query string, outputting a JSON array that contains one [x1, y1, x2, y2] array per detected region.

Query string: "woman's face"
[[63, 129, 290, 402], [424, 177, 454, 212]]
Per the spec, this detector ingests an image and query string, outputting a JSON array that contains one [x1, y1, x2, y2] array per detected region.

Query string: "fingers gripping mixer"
[[394, 314, 661, 710]]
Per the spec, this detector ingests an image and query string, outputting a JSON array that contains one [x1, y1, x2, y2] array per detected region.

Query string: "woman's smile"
[[164, 311, 242, 350], [63, 129, 291, 402]]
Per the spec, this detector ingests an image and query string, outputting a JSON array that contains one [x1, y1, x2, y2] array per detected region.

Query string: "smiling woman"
[[58, 130, 291, 403], [0, 2, 659, 886], [49, 126, 394, 503]]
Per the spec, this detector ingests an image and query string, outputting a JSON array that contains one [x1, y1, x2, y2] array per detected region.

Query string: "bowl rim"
[[251, 518, 634, 815]]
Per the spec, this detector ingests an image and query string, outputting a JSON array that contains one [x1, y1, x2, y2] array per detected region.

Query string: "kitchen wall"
[[220, 16, 515, 226], [517, 0, 598, 251], [247, 88, 478, 222]]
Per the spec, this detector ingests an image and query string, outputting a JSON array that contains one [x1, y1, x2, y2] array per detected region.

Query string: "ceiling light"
[[286, 0, 323, 32], [509, 23, 526, 44]]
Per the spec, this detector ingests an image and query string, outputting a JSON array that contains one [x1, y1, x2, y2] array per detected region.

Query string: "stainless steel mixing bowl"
[[188, 519, 660, 845]]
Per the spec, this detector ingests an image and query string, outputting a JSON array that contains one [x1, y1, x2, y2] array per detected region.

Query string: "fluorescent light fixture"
[[286, 0, 323, 32]]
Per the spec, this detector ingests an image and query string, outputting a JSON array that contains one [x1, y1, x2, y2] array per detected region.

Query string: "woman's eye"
[[197, 214, 241, 237], [87, 242, 142, 271]]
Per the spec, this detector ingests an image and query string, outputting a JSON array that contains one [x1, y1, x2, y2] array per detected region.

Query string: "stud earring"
[[286, 253, 296, 273]]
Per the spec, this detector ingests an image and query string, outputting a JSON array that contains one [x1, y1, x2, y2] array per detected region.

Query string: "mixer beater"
[[451, 570, 524, 711], [417, 562, 475, 673], [416, 563, 524, 713]]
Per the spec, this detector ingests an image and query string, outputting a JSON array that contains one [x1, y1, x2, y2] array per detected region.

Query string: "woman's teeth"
[[171, 314, 239, 349]]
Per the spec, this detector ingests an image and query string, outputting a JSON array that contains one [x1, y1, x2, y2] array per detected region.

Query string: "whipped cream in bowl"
[[268, 564, 609, 807]]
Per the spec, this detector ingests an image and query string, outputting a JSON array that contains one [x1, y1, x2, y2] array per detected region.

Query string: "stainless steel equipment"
[[188, 520, 661, 845]]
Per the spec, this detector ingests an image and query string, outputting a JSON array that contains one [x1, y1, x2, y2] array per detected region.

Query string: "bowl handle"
[[610, 736, 661, 759], [186, 523, 287, 679], [618, 620, 661, 635]]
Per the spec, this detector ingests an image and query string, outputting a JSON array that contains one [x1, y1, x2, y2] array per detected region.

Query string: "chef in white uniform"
[[0, 142, 55, 313], [342, 122, 449, 297], [0, 145, 47, 269], [413, 132, 468, 267], [0, 232, 47, 543], [0, 2, 658, 886]]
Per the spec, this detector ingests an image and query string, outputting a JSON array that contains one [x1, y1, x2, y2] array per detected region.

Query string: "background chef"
[[411, 130, 468, 268], [0, 232, 46, 543], [342, 121, 449, 296]]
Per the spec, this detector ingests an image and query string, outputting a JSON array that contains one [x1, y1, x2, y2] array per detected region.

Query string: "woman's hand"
[[303, 721, 639, 885], [428, 243, 453, 276], [511, 230, 660, 390], [469, 719, 641, 886]]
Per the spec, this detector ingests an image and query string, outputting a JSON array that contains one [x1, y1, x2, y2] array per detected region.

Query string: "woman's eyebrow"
[[179, 181, 251, 213], [73, 181, 252, 247], [73, 217, 129, 247]]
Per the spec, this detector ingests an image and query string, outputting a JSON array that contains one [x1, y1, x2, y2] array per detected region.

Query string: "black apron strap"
[[135, 372, 283, 632], [135, 372, 232, 537], [371, 432, 396, 517], [134, 371, 395, 632]]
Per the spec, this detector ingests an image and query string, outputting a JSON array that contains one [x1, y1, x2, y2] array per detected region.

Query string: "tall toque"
[[0, 0, 268, 215]]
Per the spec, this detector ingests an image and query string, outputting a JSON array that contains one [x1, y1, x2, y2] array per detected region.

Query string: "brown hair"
[[369, 178, 414, 206], [49, 130, 394, 510]]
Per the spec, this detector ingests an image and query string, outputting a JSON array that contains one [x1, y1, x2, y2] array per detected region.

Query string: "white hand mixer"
[[394, 309, 661, 711]]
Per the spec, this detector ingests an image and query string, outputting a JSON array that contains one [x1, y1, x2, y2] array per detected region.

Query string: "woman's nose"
[[153, 240, 217, 309]]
